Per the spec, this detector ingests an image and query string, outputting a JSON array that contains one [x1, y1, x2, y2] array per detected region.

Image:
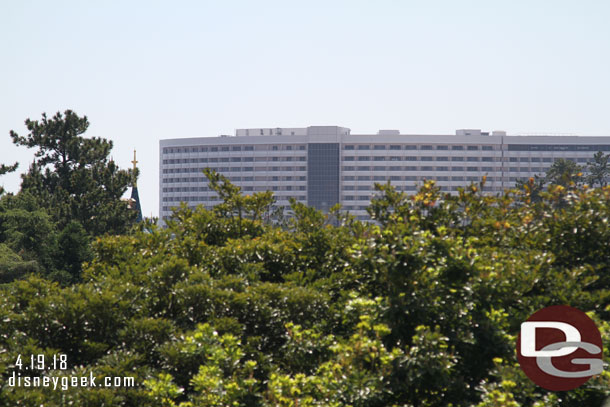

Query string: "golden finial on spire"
[[131, 149, 138, 187]]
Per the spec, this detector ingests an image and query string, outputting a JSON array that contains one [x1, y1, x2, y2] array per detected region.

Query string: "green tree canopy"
[[0, 162, 18, 195], [10, 110, 136, 236], [545, 158, 583, 187], [0, 172, 608, 406], [587, 151, 610, 188], [1, 111, 136, 283]]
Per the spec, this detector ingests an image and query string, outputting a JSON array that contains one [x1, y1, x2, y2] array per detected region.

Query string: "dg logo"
[[517, 305, 605, 391]]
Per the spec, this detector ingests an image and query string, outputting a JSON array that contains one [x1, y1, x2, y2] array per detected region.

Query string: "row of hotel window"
[[162, 145, 307, 154], [342, 174, 524, 181], [160, 175, 503, 193], [346, 144, 608, 151], [164, 185, 457, 202], [162, 144, 609, 155], [162, 145, 494, 154], [343, 156, 589, 163], [163, 156, 592, 166], [161, 184, 306, 192], [162, 191, 307, 202], [162, 156, 307, 164], [163, 167, 307, 174], [161, 157, 583, 174], [343, 166, 545, 172], [161, 175, 541, 188], [163, 185, 503, 207], [342, 187, 497, 199], [162, 181, 306, 192], [345, 145, 495, 151], [161, 202, 305, 214], [162, 165, 548, 176], [162, 145, 495, 153], [161, 177, 531, 208], [160, 172, 526, 184], [341, 177, 497, 187], [344, 176, 533, 182]]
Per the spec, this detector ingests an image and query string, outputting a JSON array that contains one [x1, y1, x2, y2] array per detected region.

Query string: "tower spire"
[[130, 149, 143, 222], [131, 150, 138, 187]]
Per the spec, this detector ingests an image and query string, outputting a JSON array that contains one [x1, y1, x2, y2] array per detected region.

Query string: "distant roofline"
[[160, 126, 610, 145]]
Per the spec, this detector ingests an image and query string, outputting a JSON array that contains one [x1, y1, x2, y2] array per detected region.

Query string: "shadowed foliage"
[[0, 168, 608, 406]]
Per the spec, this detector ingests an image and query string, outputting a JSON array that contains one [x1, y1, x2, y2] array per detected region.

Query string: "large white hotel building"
[[159, 126, 610, 221]]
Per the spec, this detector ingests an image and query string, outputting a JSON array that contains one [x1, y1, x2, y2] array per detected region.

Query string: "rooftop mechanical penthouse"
[[160, 126, 610, 221]]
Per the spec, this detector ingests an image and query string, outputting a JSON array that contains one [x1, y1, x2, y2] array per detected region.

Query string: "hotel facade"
[[160, 126, 610, 221]]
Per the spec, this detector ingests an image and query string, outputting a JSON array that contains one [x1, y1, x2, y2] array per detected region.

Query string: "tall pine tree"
[[10, 110, 136, 236]]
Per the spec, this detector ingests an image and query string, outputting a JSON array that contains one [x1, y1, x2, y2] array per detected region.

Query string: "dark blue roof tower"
[[131, 150, 143, 222]]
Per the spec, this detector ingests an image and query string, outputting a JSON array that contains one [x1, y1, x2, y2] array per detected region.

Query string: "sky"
[[2, 0, 610, 217]]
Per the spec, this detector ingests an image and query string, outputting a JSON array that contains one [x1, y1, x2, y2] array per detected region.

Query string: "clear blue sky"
[[2, 0, 609, 217]]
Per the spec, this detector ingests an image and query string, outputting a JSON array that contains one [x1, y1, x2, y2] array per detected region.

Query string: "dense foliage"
[[1, 165, 609, 405], [0, 111, 136, 283]]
